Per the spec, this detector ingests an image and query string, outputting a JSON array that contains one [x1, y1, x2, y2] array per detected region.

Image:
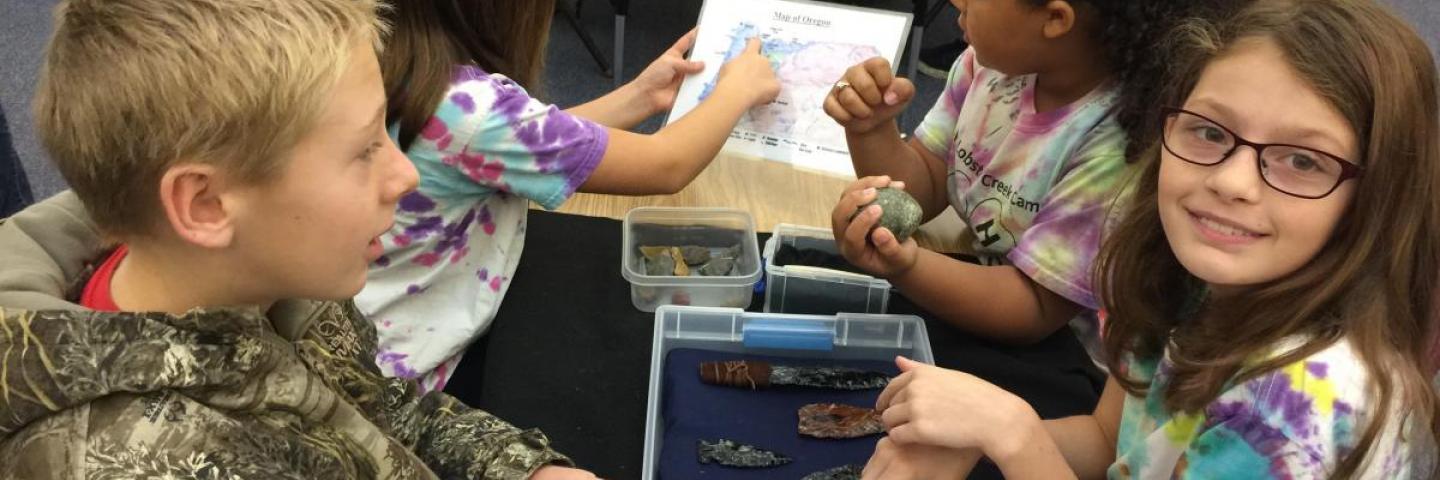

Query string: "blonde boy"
[[0, 0, 595, 478]]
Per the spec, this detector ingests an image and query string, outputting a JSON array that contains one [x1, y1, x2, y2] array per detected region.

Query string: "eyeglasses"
[[1161, 107, 1363, 199]]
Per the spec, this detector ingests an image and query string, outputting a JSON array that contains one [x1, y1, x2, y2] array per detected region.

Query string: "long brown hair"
[[1095, 0, 1440, 476], [379, 0, 556, 150]]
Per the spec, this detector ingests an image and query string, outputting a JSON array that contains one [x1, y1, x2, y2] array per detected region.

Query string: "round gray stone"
[[869, 187, 922, 243]]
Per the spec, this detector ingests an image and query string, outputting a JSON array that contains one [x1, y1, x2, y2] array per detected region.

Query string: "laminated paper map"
[[666, 0, 912, 177]]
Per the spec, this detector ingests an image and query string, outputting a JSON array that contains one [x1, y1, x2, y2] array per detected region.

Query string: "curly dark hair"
[[1027, 0, 1249, 159]]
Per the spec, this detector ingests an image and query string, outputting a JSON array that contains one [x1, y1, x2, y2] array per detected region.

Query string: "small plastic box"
[[641, 305, 934, 480], [622, 208, 763, 312], [763, 224, 892, 315]]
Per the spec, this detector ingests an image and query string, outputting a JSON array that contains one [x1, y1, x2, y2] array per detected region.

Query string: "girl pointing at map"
[[355, 0, 780, 393]]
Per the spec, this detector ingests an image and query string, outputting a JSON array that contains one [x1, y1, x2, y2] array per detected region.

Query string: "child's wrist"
[[849, 119, 900, 138], [714, 81, 762, 107], [615, 81, 657, 115], [884, 249, 921, 280], [985, 404, 1044, 466]]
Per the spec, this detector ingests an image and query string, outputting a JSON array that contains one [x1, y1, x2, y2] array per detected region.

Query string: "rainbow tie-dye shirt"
[[914, 48, 1130, 358], [1111, 338, 1432, 478], [356, 66, 606, 393]]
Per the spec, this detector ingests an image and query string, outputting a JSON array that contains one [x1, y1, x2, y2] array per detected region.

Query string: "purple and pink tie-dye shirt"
[[356, 66, 606, 393], [1112, 338, 1433, 478], [913, 48, 1130, 360]]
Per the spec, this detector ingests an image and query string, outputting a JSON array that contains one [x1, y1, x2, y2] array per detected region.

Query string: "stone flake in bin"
[[801, 464, 863, 480], [696, 438, 792, 468], [797, 403, 883, 439]]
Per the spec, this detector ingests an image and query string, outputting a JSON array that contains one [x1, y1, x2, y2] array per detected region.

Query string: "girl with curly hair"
[[823, 0, 1238, 361]]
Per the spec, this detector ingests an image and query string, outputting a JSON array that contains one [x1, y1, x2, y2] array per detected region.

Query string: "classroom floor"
[[2, 0, 1437, 199]]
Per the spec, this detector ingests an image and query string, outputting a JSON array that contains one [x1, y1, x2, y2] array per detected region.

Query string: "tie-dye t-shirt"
[[913, 48, 1130, 358], [355, 66, 606, 393], [1111, 338, 1433, 478]]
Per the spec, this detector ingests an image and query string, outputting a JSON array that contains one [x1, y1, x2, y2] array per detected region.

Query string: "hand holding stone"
[[830, 176, 921, 279]]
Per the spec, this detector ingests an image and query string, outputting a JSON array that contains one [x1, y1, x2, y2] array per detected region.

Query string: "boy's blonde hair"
[[34, 0, 387, 236]]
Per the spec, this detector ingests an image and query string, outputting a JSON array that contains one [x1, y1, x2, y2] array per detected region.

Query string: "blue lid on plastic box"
[[742, 317, 834, 351]]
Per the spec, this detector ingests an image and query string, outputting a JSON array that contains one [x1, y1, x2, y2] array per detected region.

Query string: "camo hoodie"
[[0, 192, 570, 479]]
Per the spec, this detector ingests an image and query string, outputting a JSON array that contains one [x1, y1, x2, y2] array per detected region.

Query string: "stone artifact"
[[679, 245, 711, 265], [696, 439, 792, 468], [639, 244, 742, 277], [797, 403, 883, 439], [640, 246, 676, 276], [801, 465, 864, 480], [669, 247, 690, 276], [868, 187, 922, 243], [698, 360, 890, 390], [697, 257, 735, 276]]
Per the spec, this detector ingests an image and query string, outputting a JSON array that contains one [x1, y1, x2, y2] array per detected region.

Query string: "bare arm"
[[832, 179, 1082, 343], [873, 374, 1121, 479], [875, 359, 1124, 479], [983, 379, 1122, 480], [566, 30, 705, 130], [1037, 377, 1125, 480], [846, 130, 952, 222], [835, 129, 1126, 343], [579, 86, 759, 195], [824, 57, 952, 221], [888, 248, 1082, 343], [578, 37, 779, 195], [565, 84, 656, 130]]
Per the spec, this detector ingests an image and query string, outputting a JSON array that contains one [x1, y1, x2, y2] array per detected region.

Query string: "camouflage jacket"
[[0, 192, 571, 479]]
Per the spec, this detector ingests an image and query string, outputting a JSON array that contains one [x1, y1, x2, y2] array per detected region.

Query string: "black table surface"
[[444, 210, 1103, 479]]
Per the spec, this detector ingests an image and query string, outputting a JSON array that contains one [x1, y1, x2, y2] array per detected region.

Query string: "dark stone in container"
[[696, 438, 792, 468], [802, 464, 864, 480]]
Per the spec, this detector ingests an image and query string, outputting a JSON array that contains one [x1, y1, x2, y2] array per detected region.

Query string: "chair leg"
[[558, 0, 612, 77], [613, 14, 627, 88], [923, 0, 948, 27], [905, 25, 923, 81]]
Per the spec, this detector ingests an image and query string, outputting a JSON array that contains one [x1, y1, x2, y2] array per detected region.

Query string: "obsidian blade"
[[696, 439, 792, 468], [802, 464, 864, 480]]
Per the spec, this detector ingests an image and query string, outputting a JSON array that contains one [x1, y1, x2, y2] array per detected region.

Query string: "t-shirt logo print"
[[967, 197, 1015, 265]]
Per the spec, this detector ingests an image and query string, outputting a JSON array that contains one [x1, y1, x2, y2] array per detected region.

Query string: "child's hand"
[[628, 28, 706, 115], [529, 466, 601, 480], [823, 57, 916, 134], [876, 356, 1039, 456], [831, 176, 920, 278], [714, 37, 781, 107], [862, 437, 980, 479]]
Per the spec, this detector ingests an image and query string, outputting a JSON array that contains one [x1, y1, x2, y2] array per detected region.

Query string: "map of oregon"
[[700, 23, 883, 152], [667, 0, 912, 177]]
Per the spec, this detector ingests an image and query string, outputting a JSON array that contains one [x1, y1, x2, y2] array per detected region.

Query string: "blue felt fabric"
[[659, 348, 900, 479]]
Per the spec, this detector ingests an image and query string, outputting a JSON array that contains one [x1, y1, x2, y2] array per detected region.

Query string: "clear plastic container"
[[641, 305, 934, 480], [621, 208, 763, 312], [763, 223, 892, 315]]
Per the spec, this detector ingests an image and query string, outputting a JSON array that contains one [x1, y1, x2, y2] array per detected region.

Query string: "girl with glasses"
[[860, 0, 1439, 477]]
